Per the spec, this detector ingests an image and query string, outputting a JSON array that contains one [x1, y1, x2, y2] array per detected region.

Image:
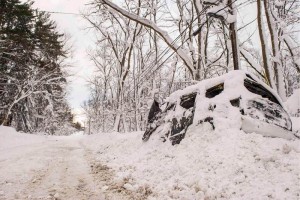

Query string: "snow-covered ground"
[[284, 89, 300, 117], [1, 123, 299, 200], [82, 125, 300, 200], [0, 127, 105, 200]]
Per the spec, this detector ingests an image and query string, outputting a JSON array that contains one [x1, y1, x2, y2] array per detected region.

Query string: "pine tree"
[[0, 0, 72, 134]]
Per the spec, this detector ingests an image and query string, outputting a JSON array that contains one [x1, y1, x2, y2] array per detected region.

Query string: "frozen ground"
[[0, 123, 300, 200]]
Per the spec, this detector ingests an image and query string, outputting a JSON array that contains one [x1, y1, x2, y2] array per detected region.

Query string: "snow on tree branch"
[[98, 0, 194, 73]]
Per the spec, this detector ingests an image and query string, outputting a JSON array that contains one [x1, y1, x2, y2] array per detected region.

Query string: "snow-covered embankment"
[[82, 125, 300, 199]]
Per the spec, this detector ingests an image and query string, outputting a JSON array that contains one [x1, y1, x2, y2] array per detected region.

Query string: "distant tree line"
[[0, 0, 74, 134]]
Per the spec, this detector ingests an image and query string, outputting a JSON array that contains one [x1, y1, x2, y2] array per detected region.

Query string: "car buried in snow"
[[143, 70, 297, 145]]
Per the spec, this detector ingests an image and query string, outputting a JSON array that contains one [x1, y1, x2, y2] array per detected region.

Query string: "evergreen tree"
[[0, 0, 73, 134]]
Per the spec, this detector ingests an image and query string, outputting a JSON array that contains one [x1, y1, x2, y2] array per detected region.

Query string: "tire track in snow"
[[0, 137, 104, 200], [80, 141, 152, 200]]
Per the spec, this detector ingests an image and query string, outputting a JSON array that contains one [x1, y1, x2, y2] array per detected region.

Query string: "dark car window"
[[180, 92, 197, 109], [230, 98, 240, 107], [244, 79, 281, 106], [246, 74, 256, 82], [205, 83, 224, 98], [147, 100, 161, 123]]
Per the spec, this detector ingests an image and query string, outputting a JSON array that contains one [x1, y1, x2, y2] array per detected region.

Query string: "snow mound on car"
[[145, 70, 295, 143], [167, 70, 284, 107]]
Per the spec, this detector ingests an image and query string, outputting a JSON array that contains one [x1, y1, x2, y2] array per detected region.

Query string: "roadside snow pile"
[[0, 126, 47, 150], [83, 127, 300, 199], [284, 89, 300, 117], [284, 89, 300, 132]]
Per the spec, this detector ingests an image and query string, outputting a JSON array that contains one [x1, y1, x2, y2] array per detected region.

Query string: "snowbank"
[[284, 89, 300, 117], [82, 127, 300, 199], [1, 125, 299, 199], [284, 89, 300, 133], [291, 117, 300, 133], [0, 126, 47, 150]]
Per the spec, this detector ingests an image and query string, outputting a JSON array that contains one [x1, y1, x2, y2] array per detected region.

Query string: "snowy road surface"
[[1, 125, 300, 200], [0, 133, 106, 200]]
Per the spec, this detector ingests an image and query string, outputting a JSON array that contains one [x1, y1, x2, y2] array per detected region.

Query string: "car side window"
[[205, 83, 224, 98], [180, 92, 197, 109], [147, 100, 161, 123], [244, 79, 281, 106]]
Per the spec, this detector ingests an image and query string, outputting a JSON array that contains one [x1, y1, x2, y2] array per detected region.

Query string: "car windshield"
[[205, 83, 224, 98], [244, 78, 281, 106]]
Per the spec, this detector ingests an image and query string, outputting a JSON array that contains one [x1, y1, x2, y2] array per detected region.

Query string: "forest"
[[82, 0, 300, 133], [0, 0, 76, 134], [0, 0, 299, 134]]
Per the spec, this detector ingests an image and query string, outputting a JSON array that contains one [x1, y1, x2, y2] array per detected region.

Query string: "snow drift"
[[83, 127, 300, 199], [1, 123, 300, 199], [0, 126, 47, 150], [284, 89, 300, 117]]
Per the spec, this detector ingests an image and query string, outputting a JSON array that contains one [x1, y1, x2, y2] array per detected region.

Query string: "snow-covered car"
[[143, 70, 296, 145]]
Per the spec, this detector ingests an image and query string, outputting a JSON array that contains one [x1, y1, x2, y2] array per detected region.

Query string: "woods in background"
[[83, 0, 300, 133], [0, 0, 74, 134]]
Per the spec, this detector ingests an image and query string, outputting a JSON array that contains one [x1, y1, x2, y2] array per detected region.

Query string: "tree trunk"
[[113, 112, 121, 132], [263, 0, 286, 100], [228, 0, 240, 70], [257, 0, 275, 88]]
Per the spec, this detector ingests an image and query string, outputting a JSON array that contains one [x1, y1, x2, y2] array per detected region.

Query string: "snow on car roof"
[[165, 70, 285, 107]]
